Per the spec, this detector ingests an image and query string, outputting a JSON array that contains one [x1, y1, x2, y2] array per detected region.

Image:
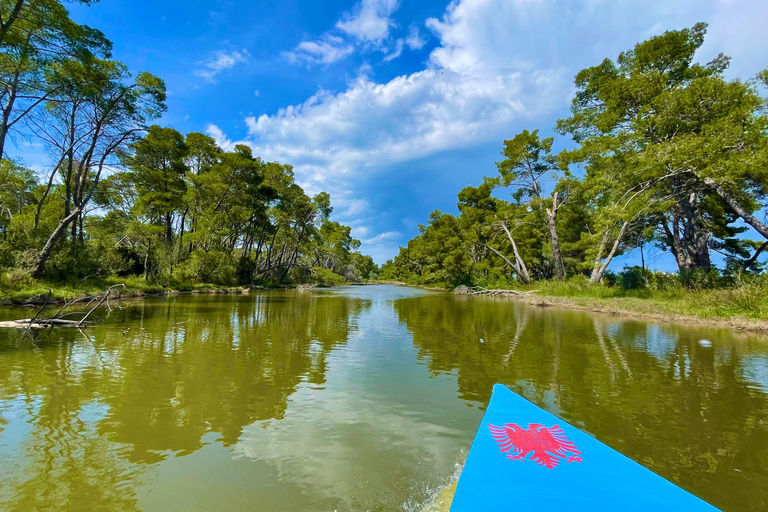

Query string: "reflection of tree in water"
[[394, 294, 768, 511], [0, 293, 368, 512], [0, 330, 144, 512]]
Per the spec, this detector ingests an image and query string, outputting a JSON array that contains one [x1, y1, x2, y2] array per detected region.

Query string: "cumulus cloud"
[[194, 49, 250, 82], [225, 0, 768, 261], [336, 0, 399, 42], [286, 0, 412, 66], [405, 25, 427, 50], [205, 124, 235, 150]]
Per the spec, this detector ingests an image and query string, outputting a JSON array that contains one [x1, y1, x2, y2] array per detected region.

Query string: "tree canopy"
[[381, 23, 768, 289]]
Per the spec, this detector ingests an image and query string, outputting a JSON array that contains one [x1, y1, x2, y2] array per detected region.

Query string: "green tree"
[[124, 126, 187, 243], [557, 22, 768, 273]]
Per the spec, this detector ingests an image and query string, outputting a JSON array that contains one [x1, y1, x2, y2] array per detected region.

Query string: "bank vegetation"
[[0, 0, 376, 302], [380, 24, 768, 321]]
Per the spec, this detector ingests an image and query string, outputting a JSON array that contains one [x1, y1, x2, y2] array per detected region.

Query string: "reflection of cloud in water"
[[233, 383, 465, 509], [742, 356, 768, 394], [640, 325, 678, 361]]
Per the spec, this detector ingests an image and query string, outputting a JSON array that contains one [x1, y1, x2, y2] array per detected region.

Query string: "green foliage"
[[383, 22, 768, 304], [176, 250, 236, 286], [310, 267, 346, 287]]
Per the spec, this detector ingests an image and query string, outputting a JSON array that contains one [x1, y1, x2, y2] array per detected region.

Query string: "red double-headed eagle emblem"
[[488, 423, 583, 469]]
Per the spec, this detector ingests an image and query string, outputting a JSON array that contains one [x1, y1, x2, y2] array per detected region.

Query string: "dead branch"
[[1, 284, 126, 330]]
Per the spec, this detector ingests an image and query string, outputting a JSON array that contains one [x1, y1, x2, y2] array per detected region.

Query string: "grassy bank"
[[400, 276, 768, 332], [515, 278, 768, 320], [0, 274, 281, 305]]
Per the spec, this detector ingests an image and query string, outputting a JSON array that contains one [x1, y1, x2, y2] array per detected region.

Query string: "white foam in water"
[[698, 339, 713, 348], [407, 449, 468, 512]]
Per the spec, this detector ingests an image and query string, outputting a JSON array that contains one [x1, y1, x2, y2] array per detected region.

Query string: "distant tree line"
[[380, 24, 768, 289], [0, 0, 375, 286]]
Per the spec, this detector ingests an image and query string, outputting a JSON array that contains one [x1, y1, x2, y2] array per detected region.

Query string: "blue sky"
[[21, 0, 768, 266]]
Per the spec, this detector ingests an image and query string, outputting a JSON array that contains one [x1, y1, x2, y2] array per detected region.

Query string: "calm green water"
[[0, 285, 767, 511]]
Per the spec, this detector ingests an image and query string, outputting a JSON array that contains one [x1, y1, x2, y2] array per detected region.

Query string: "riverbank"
[[407, 278, 768, 333], [0, 275, 295, 305], [510, 292, 768, 333]]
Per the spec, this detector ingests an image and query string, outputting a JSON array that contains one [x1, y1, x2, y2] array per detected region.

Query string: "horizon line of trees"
[[380, 23, 768, 289], [0, 0, 376, 287]]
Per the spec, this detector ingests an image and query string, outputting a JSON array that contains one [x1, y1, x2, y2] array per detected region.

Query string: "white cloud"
[[336, 0, 399, 42], [284, 36, 355, 65], [405, 25, 427, 50], [285, 0, 403, 66], [382, 39, 403, 61], [226, 0, 768, 261], [364, 231, 400, 244], [194, 49, 250, 83], [205, 124, 235, 150]]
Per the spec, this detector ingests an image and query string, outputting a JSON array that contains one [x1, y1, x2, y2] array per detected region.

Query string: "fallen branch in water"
[[1, 284, 126, 330], [453, 285, 540, 296]]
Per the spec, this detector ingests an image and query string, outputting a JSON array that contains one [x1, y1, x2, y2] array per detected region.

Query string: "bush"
[[679, 267, 723, 289], [617, 266, 682, 292], [0, 268, 32, 288], [176, 250, 236, 285], [310, 267, 346, 287]]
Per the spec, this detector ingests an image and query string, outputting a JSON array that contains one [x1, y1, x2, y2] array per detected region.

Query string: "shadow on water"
[[393, 293, 768, 511]]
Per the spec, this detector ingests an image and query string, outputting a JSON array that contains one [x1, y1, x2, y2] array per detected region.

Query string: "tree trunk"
[[31, 207, 82, 278], [592, 221, 629, 284], [178, 208, 188, 256], [743, 241, 768, 272], [590, 231, 610, 283], [546, 193, 566, 280], [700, 176, 768, 241], [484, 244, 530, 284], [500, 223, 531, 283], [165, 213, 173, 243]]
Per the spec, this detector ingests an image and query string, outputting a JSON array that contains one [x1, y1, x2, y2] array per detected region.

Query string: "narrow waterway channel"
[[0, 285, 766, 511]]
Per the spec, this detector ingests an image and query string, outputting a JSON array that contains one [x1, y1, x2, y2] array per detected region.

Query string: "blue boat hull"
[[450, 384, 720, 511]]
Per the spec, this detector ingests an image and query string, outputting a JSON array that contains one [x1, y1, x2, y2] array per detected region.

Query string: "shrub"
[[310, 267, 346, 287], [0, 268, 32, 288], [176, 250, 236, 285]]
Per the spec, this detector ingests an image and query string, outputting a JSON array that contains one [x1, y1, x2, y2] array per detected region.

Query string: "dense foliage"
[[381, 24, 768, 290], [0, 0, 375, 288]]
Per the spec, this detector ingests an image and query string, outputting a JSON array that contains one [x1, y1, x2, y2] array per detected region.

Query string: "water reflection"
[[393, 294, 768, 511], [0, 293, 369, 511], [0, 289, 767, 511]]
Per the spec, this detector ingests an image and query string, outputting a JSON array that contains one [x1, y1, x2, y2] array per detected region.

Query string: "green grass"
[[386, 275, 768, 321], [512, 277, 768, 319], [0, 271, 252, 304]]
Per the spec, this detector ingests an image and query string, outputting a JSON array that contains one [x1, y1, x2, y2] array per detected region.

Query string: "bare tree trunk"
[[590, 231, 610, 283], [546, 193, 566, 280], [178, 207, 188, 256], [592, 221, 629, 283], [744, 241, 768, 272], [500, 222, 531, 283], [31, 207, 82, 278], [165, 212, 173, 243], [484, 244, 530, 284]]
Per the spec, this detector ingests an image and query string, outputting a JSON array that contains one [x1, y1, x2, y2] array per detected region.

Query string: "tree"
[[0, 0, 111, 157], [557, 22, 768, 273], [124, 126, 187, 243], [496, 129, 568, 280], [30, 65, 165, 277]]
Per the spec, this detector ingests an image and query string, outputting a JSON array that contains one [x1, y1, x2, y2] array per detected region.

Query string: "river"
[[0, 285, 766, 511]]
